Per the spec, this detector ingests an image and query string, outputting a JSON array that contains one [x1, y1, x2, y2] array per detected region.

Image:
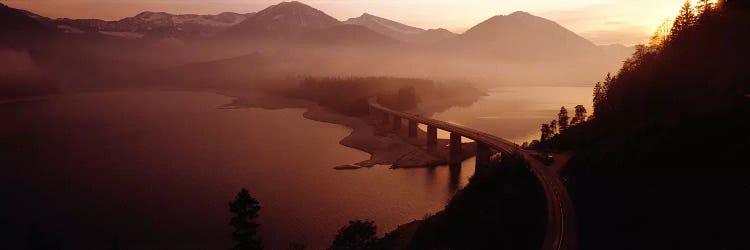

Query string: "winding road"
[[369, 100, 577, 250]]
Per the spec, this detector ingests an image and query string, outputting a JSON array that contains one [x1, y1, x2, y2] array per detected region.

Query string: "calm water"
[[0, 91, 474, 250], [433, 86, 594, 144]]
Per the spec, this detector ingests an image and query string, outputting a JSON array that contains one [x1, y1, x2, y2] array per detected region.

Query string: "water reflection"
[[449, 163, 462, 191]]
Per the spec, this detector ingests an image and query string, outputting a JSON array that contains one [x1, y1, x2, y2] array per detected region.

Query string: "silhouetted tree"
[[671, 1, 697, 40], [550, 120, 558, 135], [532, 1, 750, 248], [529, 140, 540, 148], [697, 0, 714, 14], [650, 18, 673, 47], [229, 188, 263, 250], [572, 105, 588, 125], [558, 107, 569, 131], [329, 220, 378, 250], [593, 73, 616, 117], [540, 123, 551, 142], [593, 82, 603, 116]]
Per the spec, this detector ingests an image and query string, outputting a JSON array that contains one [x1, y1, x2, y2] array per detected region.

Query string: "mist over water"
[[433, 86, 594, 144], [0, 91, 476, 249]]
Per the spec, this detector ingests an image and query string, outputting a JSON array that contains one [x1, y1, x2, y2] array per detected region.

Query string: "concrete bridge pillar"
[[392, 115, 402, 131], [476, 142, 491, 169], [450, 132, 462, 162], [408, 120, 418, 138], [426, 126, 438, 147], [380, 112, 389, 127]]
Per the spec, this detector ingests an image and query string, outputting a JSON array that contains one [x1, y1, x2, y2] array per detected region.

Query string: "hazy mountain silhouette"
[[0, 3, 53, 48], [344, 13, 424, 41], [456, 11, 601, 60], [0, 3, 46, 33], [223, 1, 341, 39], [414, 28, 458, 44], [299, 24, 400, 46], [598, 44, 635, 61], [25, 10, 252, 39], [1, 1, 632, 89], [344, 13, 458, 44], [132, 53, 282, 89]]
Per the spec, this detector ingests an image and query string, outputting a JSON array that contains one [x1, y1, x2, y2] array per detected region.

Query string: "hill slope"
[[538, 3, 750, 249], [458, 11, 601, 60], [344, 13, 423, 41], [223, 1, 341, 39], [298, 24, 400, 46]]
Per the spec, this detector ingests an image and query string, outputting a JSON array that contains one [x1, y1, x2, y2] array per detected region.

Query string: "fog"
[[0, 49, 39, 77]]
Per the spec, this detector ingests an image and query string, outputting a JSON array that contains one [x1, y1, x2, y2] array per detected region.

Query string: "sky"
[[1, 0, 692, 45]]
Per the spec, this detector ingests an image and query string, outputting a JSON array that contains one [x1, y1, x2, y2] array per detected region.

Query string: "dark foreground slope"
[[380, 155, 547, 250], [540, 2, 750, 249]]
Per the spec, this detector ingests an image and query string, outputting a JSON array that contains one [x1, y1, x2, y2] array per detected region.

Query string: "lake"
[[0, 91, 475, 250], [433, 86, 594, 144], [0, 86, 591, 249]]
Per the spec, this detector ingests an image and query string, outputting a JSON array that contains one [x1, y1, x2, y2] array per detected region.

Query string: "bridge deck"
[[368, 99, 576, 250]]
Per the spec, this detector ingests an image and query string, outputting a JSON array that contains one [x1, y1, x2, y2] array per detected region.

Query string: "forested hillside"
[[537, 1, 750, 249]]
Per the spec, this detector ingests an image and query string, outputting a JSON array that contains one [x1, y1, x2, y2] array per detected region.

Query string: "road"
[[370, 100, 577, 250]]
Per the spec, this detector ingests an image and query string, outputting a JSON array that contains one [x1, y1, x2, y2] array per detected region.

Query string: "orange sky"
[[1, 0, 693, 45]]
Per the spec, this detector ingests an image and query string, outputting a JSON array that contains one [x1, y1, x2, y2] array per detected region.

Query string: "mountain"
[[414, 28, 458, 44], [598, 43, 635, 60], [344, 13, 457, 43], [0, 3, 49, 35], [458, 11, 601, 60], [223, 1, 341, 39], [0, 3, 54, 48], [133, 53, 281, 88], [344, 13, 423, 41], [36, 11, 253, 39], [299, 24, 400, 46]]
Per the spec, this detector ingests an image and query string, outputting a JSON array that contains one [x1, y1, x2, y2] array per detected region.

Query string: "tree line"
[[531, 1, 750, 249], [524, 104, 587, 148], [228, 188, 381, 250]]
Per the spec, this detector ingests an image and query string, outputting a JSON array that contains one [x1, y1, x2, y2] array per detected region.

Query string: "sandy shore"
[[221, 92, 476, 169]]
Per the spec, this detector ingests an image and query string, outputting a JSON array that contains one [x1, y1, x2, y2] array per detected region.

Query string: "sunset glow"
[[1, 0, 689, 45]]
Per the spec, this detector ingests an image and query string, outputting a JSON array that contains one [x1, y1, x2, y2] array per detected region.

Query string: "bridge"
[[368, 99, 577, 250]]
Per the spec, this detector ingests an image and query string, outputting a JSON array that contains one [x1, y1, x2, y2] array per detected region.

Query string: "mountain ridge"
[[344, 13, 457, 43], [457, 11, 601, 60], [223, 1, 341, 39]]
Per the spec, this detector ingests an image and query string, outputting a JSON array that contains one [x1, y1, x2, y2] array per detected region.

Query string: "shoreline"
[[303, 106, 476, 169], [220, 91, 477, 169], [28, 90, 478, 169]]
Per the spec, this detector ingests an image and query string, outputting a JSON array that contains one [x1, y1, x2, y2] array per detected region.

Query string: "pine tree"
[[650, 18, 673, 47], [593, 82, 602, 116], [550, 120, 558, 135], [572, 105, 588, 125], [670, 1, 697, 40], [329, 220, 378, 250], [697, 0, 714, 14], [558, 107, 569, 131], [229, 188, 263, 250]]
